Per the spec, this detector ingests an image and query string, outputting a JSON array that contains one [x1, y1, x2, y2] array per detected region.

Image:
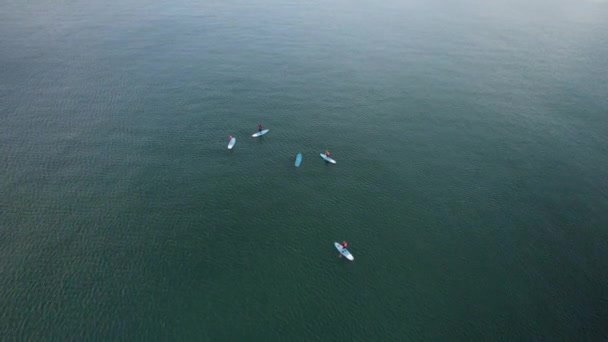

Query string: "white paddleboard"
[[252, 129, 269, 137], [228, 137, 236, 149], [320, 153, 336, 164], [334, 242, 354, 261]]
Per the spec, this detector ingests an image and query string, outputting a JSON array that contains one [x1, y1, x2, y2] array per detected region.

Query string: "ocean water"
[[1, 0, 607, 339]]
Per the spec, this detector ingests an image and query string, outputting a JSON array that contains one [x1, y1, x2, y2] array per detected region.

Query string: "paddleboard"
[[252, 129, 269, 137], [228, 137, 236, 150], [334, 242, 354, 261], [320, 153, 336, 164], [295, 153, 302, 167]]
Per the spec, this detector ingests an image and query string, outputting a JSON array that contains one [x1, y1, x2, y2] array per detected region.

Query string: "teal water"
[[2, 0, 608, 339]]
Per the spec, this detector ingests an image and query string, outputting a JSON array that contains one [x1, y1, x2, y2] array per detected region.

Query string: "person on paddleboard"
[[325, 150, 331, 157], [228, 135, 233, 141], [258, 124, 263, 132], [338, 241, 348, 258]]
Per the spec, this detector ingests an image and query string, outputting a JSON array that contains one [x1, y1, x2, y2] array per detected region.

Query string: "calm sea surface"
[[2, 0, 607, 339]]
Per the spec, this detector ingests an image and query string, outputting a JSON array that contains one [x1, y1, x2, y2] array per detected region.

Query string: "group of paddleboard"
[[227, 124, 338, 165], [229, 124, 353, 261]]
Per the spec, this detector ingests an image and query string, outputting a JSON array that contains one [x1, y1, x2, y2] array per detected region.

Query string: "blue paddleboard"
[[295, 153, 302, 167]]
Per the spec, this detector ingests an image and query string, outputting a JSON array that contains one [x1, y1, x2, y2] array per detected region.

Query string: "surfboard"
[[334, 242, 354, 261], [320, 153, 336, 164], [295, 153, 302, 167], [252, 129, 269, 137], [228, 137, 236, 149]]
